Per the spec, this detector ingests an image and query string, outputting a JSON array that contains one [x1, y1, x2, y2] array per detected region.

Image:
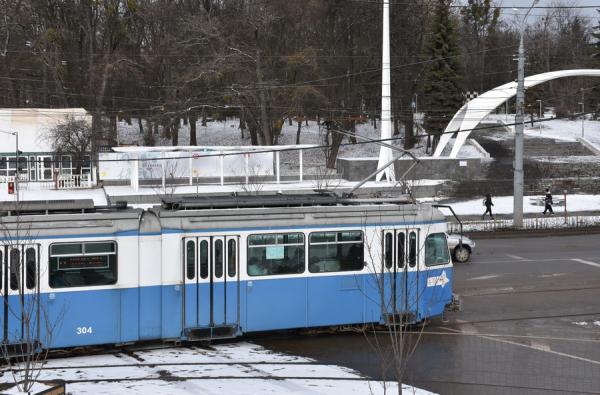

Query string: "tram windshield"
[[425, 233, 450, 266]]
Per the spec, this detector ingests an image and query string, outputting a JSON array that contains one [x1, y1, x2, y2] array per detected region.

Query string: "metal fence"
[[449, 214, 600, 233]]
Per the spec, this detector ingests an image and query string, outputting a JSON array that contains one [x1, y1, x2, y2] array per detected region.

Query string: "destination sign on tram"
[[59, 255, 108, 269]]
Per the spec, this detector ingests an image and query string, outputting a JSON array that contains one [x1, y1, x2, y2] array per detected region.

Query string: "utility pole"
[[513, 0, 539, 228], [581, 88, 585, 138]]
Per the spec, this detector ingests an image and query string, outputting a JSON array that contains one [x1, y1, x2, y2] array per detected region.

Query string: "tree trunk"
[[189, 116, 197, 145], [247, 121, 259, 146], [171, 119, 179, 146], [296, 121, 302, 144], [239, 107, 246, 138], [255, 46, 272, 145], [372, 109, 377, 129], [326, 129, 344, 169], [404, 110, 415, 150], [349, 121, 357, 144], [163, 118, 171, 139]]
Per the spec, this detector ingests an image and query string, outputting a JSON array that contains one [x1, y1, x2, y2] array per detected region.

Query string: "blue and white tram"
[[0, 194, 458, 352]]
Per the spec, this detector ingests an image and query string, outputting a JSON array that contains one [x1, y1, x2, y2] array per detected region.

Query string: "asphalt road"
[[254, 233, 600, 395]]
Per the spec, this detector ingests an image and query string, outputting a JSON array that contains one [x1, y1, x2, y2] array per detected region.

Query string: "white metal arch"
[[433, 69, 600, 158]]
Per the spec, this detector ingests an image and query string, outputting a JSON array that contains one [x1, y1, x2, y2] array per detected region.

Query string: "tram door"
[[383, 229, 419, 316], [1, 244, 40, 346], [183, 236, 239, 330]]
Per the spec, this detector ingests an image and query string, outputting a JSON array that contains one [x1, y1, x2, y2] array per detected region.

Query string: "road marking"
[[505, 254, 530, 261], [571, 258, 600, 268], [442, 327, 600, 366], [530, 341, 551, 352], [468, 275, 500, 281]]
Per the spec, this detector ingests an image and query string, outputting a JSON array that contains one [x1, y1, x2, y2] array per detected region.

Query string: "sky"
[[460, 0, 599, 26], [1, 114, 599, 394]]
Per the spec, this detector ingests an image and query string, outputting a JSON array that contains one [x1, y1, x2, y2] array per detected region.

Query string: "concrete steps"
[[442, 130, 599, 198]]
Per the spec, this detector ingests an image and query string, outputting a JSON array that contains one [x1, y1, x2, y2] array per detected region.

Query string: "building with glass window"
[[0, 108, 93, 183]]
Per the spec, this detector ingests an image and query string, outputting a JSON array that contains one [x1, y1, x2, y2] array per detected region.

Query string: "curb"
[[463, 226, 600, 239]]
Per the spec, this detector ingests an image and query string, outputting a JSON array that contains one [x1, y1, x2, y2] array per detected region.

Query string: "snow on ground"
[[488, 113, 600, 144], [3, 342, 435, 395], [426, 194, 600, 215]]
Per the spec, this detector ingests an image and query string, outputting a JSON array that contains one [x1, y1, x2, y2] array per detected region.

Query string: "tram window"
[[0, 250, 2, 290], [26, 247, 37, 290], [186, 240, 196, 280], [408, 232, 417, 268], [425, 233, 450, 266], [397, 233, 405, 269], [51, 244, 82, 255], [85, 243, 115, 253], [200, 240, 209, 279], [247, 233, 305, 276], [10, 249, 20, 291], [49, 241, 117, 288], [384, 233, 393, 269], [227, 239, 236, 277], [308, 231, 364, 273], [214, 239, 223, 278]]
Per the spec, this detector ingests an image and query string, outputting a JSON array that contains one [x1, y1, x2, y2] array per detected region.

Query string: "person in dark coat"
[[543, 188, 554, 215], [483, 193, 494, 219]]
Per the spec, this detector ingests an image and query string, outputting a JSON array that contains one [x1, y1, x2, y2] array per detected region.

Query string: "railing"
[[56, 173, 92, 189], [1, 168, 97, 190], [0, 173, 29, 183], [448, 214, 600, 233]]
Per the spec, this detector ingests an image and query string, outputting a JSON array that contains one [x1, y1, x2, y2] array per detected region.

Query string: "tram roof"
[[0, 199, 131, 216], [159, 192, 414, 211]]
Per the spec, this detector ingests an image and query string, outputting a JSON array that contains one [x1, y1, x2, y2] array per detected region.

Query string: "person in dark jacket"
[[483, 193, 494, 219], [543, 188, 554, 215]]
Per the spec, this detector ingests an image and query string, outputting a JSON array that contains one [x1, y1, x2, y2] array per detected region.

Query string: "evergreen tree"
[[421, 0, 464, 150]]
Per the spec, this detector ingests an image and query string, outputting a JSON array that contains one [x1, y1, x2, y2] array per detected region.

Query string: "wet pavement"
[[253, 233, 600, 395]]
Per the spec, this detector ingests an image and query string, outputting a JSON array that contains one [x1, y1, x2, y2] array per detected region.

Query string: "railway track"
[[2, 343, 374, 391]]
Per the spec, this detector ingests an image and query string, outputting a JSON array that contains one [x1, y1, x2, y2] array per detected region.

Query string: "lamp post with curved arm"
[[0, 129, 20, 204], [513, 0, 539, 227]]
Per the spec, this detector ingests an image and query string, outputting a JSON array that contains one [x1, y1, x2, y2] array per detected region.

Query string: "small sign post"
[[564, 189, 568, 224]]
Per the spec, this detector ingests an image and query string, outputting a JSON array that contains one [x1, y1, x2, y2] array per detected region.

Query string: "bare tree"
[[41, 115, 94, 175], [361, 218, 452, 394], [149, 157, 186, 197], [309, 165, 342, 191], [231, 164, 267, 196], [0, 205, 68, 393]]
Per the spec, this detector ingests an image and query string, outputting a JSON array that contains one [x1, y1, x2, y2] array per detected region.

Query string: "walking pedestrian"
[[483, 193, 494, 219], [543, 188, 554, 215]]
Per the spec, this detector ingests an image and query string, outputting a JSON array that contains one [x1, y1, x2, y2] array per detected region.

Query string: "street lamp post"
[[513, 0, 539, 228], [0, 129, 20, 204], [580, 88, 585, 138], [536, 99, 542, 135]]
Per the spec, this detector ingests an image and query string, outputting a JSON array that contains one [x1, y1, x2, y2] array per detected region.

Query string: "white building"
[[0, 108, 92, 182]]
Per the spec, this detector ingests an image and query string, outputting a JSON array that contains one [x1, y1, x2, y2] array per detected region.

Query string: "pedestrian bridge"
[[433, 69, 600, 158]]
